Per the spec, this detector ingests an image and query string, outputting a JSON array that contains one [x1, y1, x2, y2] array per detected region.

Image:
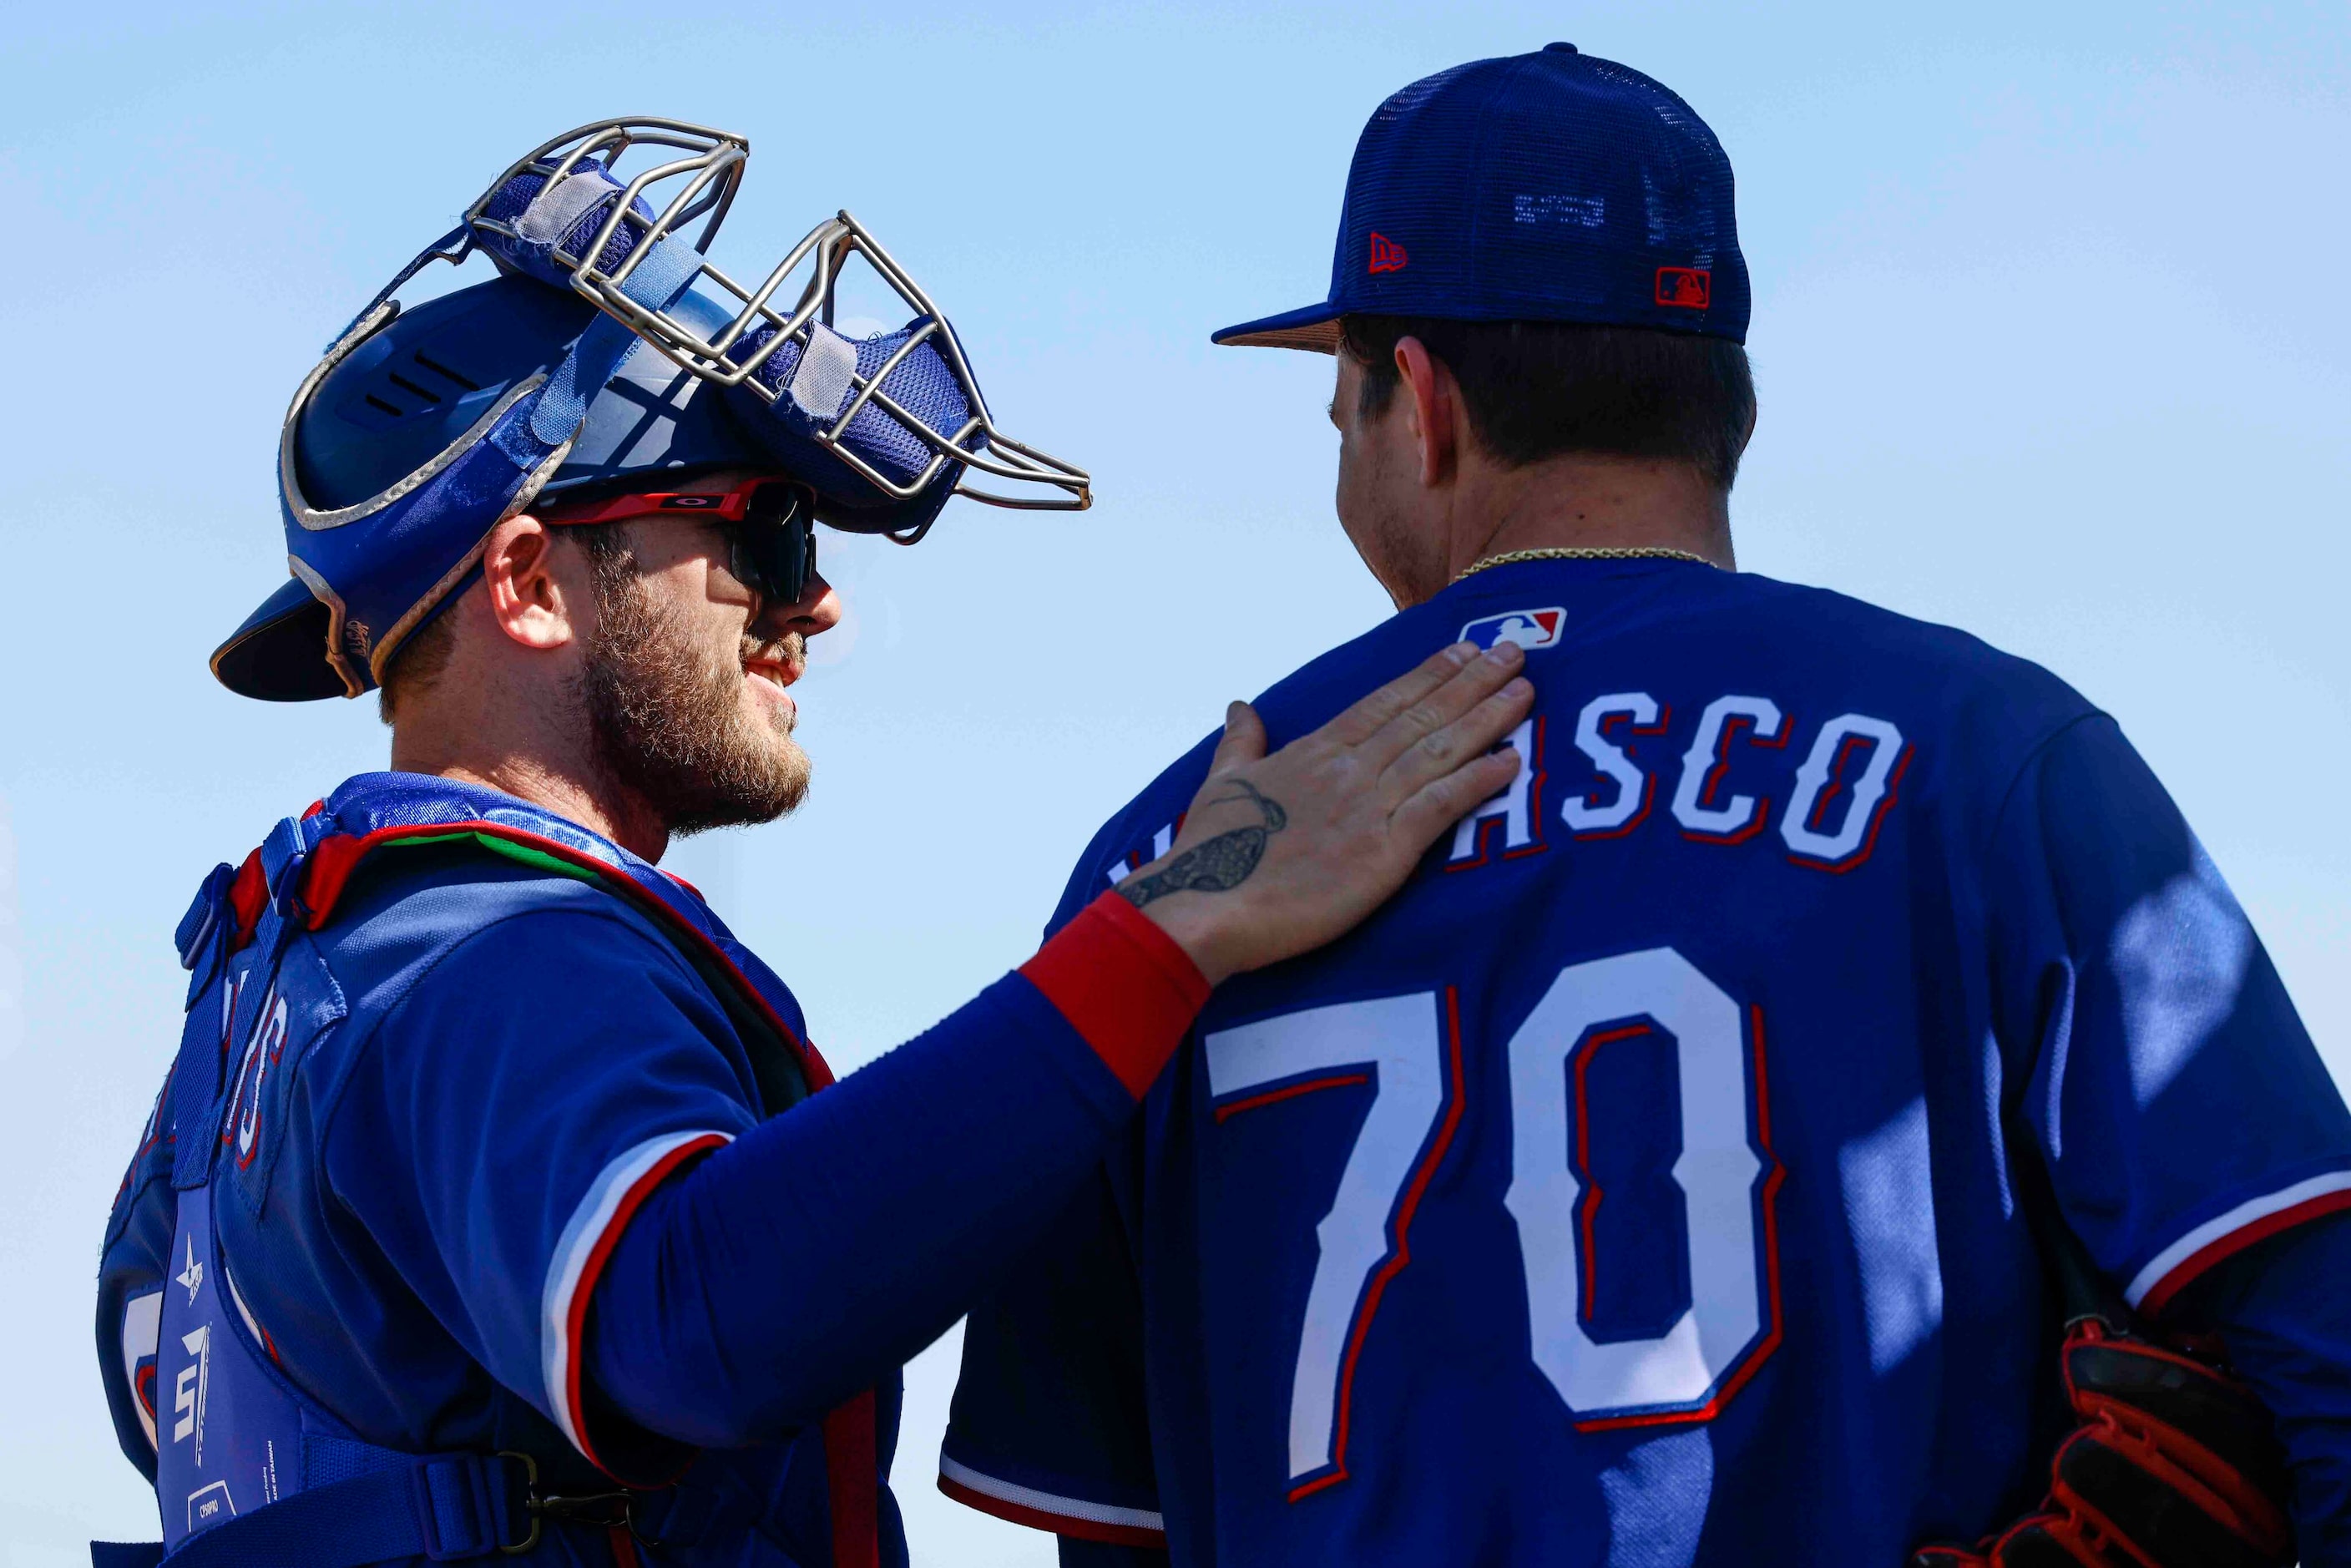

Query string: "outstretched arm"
[[587, 643, 1532, 1451]]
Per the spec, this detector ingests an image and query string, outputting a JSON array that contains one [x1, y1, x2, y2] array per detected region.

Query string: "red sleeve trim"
[[936, 1469, 1168, 1548], [2130, 1173, 2351, 1316], [1019, 891, 1211, 1100], [545, 1130, 733, 1476]]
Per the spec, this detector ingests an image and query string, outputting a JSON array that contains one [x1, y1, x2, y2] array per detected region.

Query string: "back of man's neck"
[[1449, 453, 1735, 580], [389, 737, 672, 864]]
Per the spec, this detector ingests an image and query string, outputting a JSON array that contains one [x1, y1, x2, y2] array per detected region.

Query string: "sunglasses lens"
[[731, 484, 813, 604]]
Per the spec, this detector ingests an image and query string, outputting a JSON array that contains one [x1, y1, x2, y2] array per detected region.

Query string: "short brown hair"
[[1338, 316, 1756, 489], [377, 520, 634, 725], [376, 601, 457, 725]]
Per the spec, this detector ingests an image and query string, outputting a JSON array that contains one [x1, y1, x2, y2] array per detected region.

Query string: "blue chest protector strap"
[[94, 1450, 530, 1567]]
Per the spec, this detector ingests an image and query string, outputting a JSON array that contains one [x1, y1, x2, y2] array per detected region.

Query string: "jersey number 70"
[[1203, 948, 1784, 1500]]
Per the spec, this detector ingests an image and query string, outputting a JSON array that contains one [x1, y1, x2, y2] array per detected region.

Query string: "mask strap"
[[528, 233, 704, 446], [322, 223, 472, 352]]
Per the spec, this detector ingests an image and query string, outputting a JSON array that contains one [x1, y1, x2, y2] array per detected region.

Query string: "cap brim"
[[1211, 301, 1344, 352], [210, 577, 352, 702]]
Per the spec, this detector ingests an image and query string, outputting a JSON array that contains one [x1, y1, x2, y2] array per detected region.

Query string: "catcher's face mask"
[[466, 120, 1090, 530], [222, 118, 1090, 701]]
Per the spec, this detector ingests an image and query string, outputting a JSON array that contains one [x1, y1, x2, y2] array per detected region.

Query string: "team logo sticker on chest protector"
[[154, 1183, 300, 1544]]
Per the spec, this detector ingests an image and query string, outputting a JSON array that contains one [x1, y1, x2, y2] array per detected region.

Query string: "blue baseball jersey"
[[943, 557, 2351, 1565]]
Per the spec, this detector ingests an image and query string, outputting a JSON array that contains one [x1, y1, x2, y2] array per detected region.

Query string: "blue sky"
[[2, 3, 2343, 1561]]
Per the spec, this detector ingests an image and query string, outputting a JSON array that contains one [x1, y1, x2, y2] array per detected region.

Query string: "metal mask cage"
[[463, 125, 1088, 513], [319, 118, 750, 357], [598, 211, 1089, 512], [465, 117, 748, 284]]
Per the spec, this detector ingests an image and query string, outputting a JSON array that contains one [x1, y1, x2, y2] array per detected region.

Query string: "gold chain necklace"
[[1454, 546, 1718, 582]]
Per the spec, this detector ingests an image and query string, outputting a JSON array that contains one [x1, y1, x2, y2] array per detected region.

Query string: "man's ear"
[[482, 514, 586, 652], [1394, 335, 1460, 489]]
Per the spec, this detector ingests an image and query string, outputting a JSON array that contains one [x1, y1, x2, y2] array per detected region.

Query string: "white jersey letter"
[[1672, 695, 1785, 842], [1449, 719, 1542, 864], [1782, 715, 1907, 867], [1561, 693, 1661, 836]]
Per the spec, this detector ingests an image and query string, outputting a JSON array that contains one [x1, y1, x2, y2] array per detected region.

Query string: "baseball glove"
[[1909, 1317, 2293, 1568]]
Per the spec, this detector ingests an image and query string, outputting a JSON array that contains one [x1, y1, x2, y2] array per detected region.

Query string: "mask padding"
[[473, 161, 660, 291], [725, 321, 983, 492]]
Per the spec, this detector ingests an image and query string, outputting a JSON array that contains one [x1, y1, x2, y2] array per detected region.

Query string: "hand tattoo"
[[1118, 779, 1290, 910]]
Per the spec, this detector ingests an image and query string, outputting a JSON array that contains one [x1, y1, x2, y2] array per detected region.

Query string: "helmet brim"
[[211, 577, 351, 702]]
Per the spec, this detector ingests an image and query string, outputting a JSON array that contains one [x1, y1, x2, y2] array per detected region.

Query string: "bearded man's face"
[[577, 513, 818, 836]]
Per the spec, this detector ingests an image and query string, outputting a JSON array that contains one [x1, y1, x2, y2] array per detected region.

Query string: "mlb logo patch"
[[1656, 266, 1711, 309], [1459, 607, 1565, 651]]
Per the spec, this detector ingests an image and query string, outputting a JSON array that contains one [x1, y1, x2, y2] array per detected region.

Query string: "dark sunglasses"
[[536, 478, 818, 606]]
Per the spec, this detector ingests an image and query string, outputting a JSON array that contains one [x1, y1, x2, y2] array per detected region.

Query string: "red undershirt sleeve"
[[1019, 892, 1211, 1100]]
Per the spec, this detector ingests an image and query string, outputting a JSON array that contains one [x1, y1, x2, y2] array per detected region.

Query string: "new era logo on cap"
[[1655, 266, 1711, 309], [1368, 232, 1408, 274], [1460, 607, 1565, 652]]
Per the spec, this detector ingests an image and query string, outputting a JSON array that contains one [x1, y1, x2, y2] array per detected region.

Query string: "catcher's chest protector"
[[151, 816, 388, 1555], [98, 790, 872, 1567]]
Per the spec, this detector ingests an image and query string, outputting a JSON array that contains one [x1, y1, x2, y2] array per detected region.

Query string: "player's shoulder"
[[1051, 728, 1227, 932], [189, 848, 702, 1240], [280, 847, 742, 1149], [312, 845, 698, 1029], [265, 844, 763, 1189], [1440, 559, 2105, 770], [1705, 569, 2091, 714], [1053, 596, 1504, 917]]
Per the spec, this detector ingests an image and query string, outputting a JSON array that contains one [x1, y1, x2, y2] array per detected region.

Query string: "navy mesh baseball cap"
[[1214, 43, 1747, 352]]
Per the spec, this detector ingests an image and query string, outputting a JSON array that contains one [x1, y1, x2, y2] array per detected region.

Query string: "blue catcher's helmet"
[[288, 278, 778, 513], [215, 119, 1090, 702]]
